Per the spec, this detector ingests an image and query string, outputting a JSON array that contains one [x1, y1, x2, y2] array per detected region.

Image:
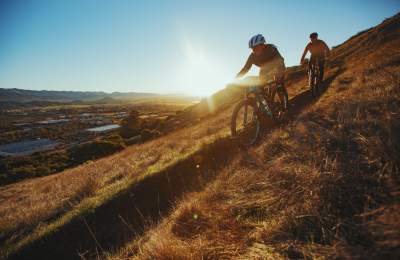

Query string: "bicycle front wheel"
[[270, 86, 289, 123], [309, 68, 318, 98], [231, 99, 261, 146]]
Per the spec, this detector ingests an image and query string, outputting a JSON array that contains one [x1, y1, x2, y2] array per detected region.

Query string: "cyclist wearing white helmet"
[[236, 34, 286, 85]]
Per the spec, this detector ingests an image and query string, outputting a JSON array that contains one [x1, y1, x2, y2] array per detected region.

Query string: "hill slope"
[[110, 13, 400, 259], [1, 13, 399, 259]]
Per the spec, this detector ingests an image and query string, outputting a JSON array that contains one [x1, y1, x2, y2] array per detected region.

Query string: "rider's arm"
[[300, 44, 309, 64], [236, 55, 253, 78], [321, 40, 330, 57]]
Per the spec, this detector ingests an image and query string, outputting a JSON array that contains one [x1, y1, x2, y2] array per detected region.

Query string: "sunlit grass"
[[0, 103, 234, 258], [109, 21, 400, 259], [2, 13, 400, 259]]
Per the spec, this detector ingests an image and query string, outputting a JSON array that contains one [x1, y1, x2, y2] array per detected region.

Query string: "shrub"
[[68, 139, 125, 165], [141, 129, 161, 141], [119, 110, 142, 138], [104, 133, 126, 146]]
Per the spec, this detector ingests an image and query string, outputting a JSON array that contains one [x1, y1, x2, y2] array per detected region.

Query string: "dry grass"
[[0, 44, 309, 255], [0, 102, 235, 252], [2, 12, 399, 259], [111, 14, 400, 260]]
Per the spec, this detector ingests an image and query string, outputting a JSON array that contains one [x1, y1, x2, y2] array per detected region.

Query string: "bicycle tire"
[[231, 99, 261, 146], [309, 67, 318, 98], [271, 85, 289, 123]]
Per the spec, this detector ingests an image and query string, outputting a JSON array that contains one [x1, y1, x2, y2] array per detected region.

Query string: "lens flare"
[[175, 37, 231, 97]]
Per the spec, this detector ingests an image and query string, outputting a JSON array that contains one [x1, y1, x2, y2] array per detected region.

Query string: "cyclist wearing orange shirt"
[[300, 32, 330, 81]]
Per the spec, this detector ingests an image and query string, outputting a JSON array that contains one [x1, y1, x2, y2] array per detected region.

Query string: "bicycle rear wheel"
[[231, 99, 261, 146]]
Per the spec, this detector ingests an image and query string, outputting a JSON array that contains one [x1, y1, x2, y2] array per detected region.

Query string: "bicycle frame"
[[231, 81, 288, 145], [244, 86, 273, 117], [308, 57, 322, 98], [309, 57, 321, 83]]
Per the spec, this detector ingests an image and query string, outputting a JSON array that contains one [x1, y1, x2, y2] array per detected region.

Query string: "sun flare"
[[175, 39, 232, 97]]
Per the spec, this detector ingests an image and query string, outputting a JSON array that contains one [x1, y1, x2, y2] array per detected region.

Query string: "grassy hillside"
[[1, 13, 399, 259], [0, 105, 234, 258], [109, 13, 400, 259], [0, 63, 268, 258]]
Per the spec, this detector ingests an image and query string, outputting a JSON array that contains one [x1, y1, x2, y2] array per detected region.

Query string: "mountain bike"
[[231, 77, 288, 146], [308, 57, 323, 98]]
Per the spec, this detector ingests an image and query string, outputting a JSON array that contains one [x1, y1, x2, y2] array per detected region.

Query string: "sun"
[[175, 39, 232, 97]]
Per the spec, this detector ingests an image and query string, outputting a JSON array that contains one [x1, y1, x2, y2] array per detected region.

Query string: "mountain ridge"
[[0, 87, 160, 102]]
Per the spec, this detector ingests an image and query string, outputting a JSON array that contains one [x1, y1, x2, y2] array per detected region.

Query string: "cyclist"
[[300, 32, 330, 82], [236, 34, 286, 106]]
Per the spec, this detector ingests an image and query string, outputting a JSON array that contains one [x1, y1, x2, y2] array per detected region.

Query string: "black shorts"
[[309, 56, 325, 70]]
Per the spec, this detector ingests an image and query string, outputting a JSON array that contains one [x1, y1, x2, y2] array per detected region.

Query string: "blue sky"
[[0, 0, 399, 96]]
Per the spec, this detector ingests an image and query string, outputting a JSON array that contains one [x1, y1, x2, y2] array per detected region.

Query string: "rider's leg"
[[260, 58, 285, 106], [319, 59, 325, 82], [308, 57, 314, 86], [270, 83, 277, 104], [277, 82, 286, 110]]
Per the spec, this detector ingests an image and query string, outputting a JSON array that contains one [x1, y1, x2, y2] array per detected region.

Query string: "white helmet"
[[248, 34, 265, 48]]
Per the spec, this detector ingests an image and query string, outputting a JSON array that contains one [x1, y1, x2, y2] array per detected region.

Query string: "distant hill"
[[86, 96, 121, 104], [0, 88, 159, 103]]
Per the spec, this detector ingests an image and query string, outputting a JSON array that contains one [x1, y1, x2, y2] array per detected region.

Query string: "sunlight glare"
[[175, 38, 232, 97], [206, 96, 216, 112]]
